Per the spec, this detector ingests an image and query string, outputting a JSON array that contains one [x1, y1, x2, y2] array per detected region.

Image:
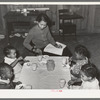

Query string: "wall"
[[0, 5, 8, 35], [91, 5, 100, 33], [0, 5, 100, 35], [6, 5, 59, 34]]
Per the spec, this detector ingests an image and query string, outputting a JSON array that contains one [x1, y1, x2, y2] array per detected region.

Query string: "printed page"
[[44, 42, 66, 55]]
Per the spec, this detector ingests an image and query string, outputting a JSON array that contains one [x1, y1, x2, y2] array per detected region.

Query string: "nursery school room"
[[0, 4, 100, 89]]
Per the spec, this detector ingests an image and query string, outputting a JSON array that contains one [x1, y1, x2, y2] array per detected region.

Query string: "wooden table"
[[19, 56, 71, 89]]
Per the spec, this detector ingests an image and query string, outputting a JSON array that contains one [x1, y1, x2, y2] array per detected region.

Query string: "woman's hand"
[[54, 43, 62, 48], [35, 48, 42, 54], [34, 48, 42, 55]]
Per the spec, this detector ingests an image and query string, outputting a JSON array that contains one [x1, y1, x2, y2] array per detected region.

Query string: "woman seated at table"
[[23, 13, 72, 57]]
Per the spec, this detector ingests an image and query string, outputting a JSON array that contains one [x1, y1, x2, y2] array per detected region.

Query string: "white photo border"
[[0, 1, 100, 99]]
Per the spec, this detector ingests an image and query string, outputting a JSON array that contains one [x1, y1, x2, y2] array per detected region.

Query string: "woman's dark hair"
[[75, 44, 90, 58], [36, 13, 51, 26], [81, 63, 98, 79]]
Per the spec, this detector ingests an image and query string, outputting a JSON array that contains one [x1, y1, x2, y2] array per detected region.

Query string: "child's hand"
[[23, 59, 30, 63], [16, 81, 22, 85], [17, 56, 23, 61]]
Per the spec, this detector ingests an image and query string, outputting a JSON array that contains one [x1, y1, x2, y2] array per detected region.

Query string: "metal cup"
[[31, 63, 37, 71], [37, 55, 43, 62], [59, 79, 66, 88]]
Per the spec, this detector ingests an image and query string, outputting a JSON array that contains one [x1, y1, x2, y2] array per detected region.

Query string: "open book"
[[44, 42, 66, 55]]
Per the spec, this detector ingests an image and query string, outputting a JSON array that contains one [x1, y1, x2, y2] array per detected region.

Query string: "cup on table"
[[59, 79, 66, 88], [26, 62, 33, 66], [43, 55, 49, 60], [66, 57, 70, 64], [37, 55, 43, 62], [62, 58, 66, 65], [62, 57, 69, 66], [31, 63, 37, 71]]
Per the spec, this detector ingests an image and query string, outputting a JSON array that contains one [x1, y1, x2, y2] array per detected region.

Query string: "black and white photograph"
[[0, 1, 100, 98]]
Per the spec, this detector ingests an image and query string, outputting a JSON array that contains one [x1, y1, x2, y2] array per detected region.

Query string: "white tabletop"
[[19, 56, 71, 89]]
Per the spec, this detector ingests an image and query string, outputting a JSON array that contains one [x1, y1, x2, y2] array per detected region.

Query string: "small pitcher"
[[46, 59, 55, 71]]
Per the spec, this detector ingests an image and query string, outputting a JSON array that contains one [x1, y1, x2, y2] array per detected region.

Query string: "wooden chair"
[[59, 9, 76, 41]]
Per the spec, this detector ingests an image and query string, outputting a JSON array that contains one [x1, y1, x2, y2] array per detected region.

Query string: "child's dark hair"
[[36, 13, 51, 26], [81, 63, 98, 79], [0, 63, 13, 78], [3, 45, 16, 57], [75, 44, 90, 58]]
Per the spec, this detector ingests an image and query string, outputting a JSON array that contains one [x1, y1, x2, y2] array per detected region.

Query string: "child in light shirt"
[[80, 63, 99, 89], [0, 63, 32, 89], [69, 63, 100, 89], [3, 45, 23, 82], [0, 63, 21, 89]]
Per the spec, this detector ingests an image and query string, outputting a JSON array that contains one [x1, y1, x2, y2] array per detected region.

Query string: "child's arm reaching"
[[12, 81, 22, 88], [68, 78, 82, 86], [18, 59, 30, 65], [10, 56, 23, 68]]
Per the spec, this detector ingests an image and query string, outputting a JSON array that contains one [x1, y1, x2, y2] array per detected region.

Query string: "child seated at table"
[[3, 45, 23, 82], [0, 63, 21, 89], [68, 44, 90, 85], [0, 63, 32, 89], [69, 63, 100, 89]]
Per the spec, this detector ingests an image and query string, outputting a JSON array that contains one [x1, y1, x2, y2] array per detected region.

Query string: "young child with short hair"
[[3, 45, 23, 82], [0, 63, 32, 89], [68, 44, 90, 85], [80, 63, 99, 89], [0, 63, 20, 89], [69, 63, 100, 89]]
